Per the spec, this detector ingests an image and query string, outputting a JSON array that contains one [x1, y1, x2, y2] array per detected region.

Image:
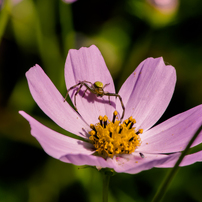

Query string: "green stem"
[[102, 172, 110, 202], [152, 124, 202, 202]]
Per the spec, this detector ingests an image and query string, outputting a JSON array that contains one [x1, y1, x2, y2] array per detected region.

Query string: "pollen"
[[89, 111, 143, 158]]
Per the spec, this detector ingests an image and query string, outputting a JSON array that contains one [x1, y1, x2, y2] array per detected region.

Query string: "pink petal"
[[60, 153, 116, 169], [19, 111, 94, 159], [156, 150, 202, 168], [65, 45, 116, 124], [139, 105, 202, 153], [113, 152, 180, 174], [26, 64, 88, 138], [117, 57, 176, 130]]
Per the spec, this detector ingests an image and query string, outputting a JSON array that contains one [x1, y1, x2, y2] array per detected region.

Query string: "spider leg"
[[64, 82, 82, 102], [64, 81, 94, 111], [104, 92, 125, 122], [115, 94, 125, 121], [83, 82, 97, 94], [103, 83, 111, 104], [82, 88, 88, 97], [74, 84, 83, 111], [83, 80, 93, 85], [103, 83, 110, 89]]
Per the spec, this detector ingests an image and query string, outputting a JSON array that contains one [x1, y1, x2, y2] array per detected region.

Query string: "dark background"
[[0, 0, 202, 201]]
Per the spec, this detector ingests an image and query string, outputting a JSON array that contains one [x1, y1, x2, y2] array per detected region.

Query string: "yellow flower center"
[[89, 111, 143, 158]]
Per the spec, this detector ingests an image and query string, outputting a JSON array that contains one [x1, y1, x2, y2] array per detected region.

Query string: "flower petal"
[[19, 111, 94, 159], [156, 150, 202, 168], [112, 152, 180, 174], [26, 64, 88, 137], [139, 105, 202, 153], [65, 45, 116, 124], [60, 153, 116, 169], [117, 57, 176, 130]]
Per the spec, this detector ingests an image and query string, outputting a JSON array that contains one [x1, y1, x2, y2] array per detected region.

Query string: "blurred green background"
[[0, 0, 202, 201]]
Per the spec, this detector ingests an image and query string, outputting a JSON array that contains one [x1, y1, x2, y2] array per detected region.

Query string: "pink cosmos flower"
[[19, 45, 202, 174]]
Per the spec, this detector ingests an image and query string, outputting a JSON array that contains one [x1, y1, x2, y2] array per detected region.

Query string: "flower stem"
[[102, 172, 110, 202], [152, 124, 202, 202]]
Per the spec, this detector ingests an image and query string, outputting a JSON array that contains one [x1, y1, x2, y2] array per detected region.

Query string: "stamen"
[[99, 115, 103, 126], [119, 125, 123, 133], [136, 129, 143, 135], [112, 111, 118, 123], [90, 124, 96, 131], [110, 132, 112, 138], [103, 115, 108, 128], [94, 134, 99, 139], [124, 119, 129, 126], [89, 111, 142, 158], [129, 118, 136, 129]]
